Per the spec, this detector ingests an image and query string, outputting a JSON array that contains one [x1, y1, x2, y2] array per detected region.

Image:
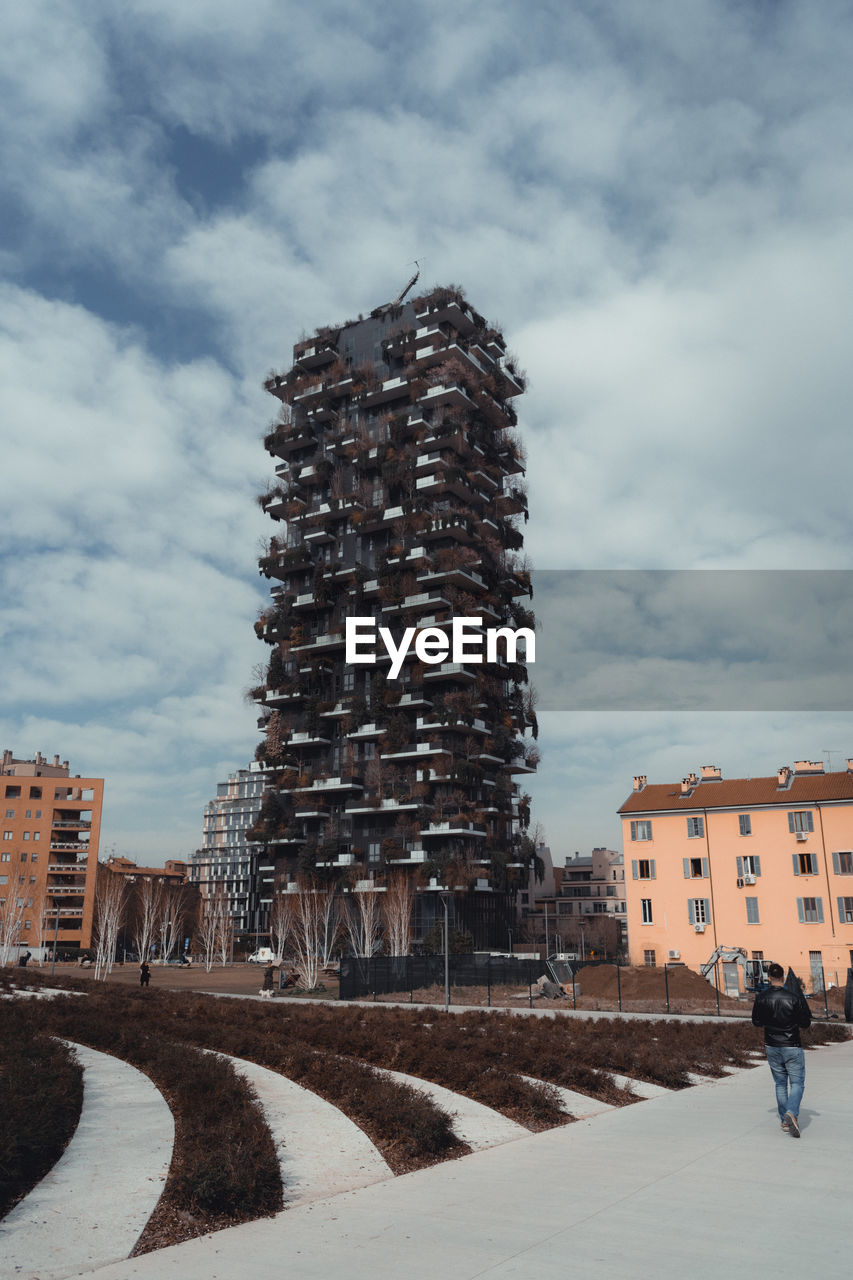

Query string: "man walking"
[[751, 962, 811, 1137]]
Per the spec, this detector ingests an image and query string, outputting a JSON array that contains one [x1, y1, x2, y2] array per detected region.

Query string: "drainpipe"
[[816, 804, 837, 938], [703, 808, 719, 951]]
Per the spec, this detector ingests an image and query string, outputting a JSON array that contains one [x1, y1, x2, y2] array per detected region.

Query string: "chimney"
[[35, 751, 44, 765], [688, 771, 698, 786], [680, 777, 694, 795], [847, 759, 853, 773], [793, 760, 824, 774], [53, 755, 60, 767], [700, 765, 722, 781], [777, 765, 792, 788], [633, 775, 646, 792]]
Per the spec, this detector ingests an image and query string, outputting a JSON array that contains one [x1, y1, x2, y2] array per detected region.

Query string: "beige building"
[[1, 749, 103, 957], [619, 760, 853, 991]]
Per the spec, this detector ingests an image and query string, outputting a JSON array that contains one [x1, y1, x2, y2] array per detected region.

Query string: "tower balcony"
[[292, 776, 365, 794], [423, 663, 478, 682], [358, 375, 410, 408], [417, 567, 486, 592], [379, 743, 452, 762], [420, 821, 488, 838], [420, 383, 475, 411], [414, 298, 477, 335], [344, 798, 421, 814], [292, 339, 338, 369], [290, 631, 346, 655]]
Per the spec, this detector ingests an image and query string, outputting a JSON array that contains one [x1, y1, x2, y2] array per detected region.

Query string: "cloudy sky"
[[2, 0, 852, 866]]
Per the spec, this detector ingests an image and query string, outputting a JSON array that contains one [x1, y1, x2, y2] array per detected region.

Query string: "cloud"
[[3, 1, 853, 861]]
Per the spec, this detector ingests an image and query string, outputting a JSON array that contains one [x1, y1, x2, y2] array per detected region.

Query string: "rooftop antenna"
[[392, 259, 420, 306], [824, 749, 840, 772]]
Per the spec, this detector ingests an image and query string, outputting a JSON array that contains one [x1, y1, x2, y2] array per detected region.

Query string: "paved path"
[[0, 1043, 173, 1280], [74, 1039, 853, 1280], [209, 1051, 392, 1205], [374, 1067, 527, 1150]]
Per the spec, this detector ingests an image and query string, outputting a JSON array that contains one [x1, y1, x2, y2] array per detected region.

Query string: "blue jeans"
[[765, 1045, 805, 1120]]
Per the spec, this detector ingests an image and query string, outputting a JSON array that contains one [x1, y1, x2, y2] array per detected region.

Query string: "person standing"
[[751, 961, 811, 1137], [139, 960, 151, 988], [261, 961, 275, 998]]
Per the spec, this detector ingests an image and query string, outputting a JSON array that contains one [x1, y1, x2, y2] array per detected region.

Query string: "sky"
[[2, 0, 853, 866]]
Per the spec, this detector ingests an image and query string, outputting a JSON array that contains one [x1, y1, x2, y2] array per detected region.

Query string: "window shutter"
[[754, 856, 761, 877], [806, 813, 814, 832], [792, 854, 800, 876], [797, 897, 805, 923], [703, 898, 711, 922], [788, 813, 796, 833], [736, 856, 743, 878], [809, 853, 818, 875], [832, 851, 841, 875], [816, 898, 824, 923], [688, 900, 695, 925], [702, 858, 709, 878], [683, 858, 690, 879], [632, 860, 638, 880], [650, 860, 656, 880], [838, 897, 845, 922]]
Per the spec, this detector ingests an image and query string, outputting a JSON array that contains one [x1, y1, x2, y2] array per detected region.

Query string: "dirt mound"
[[577, 963, 740, 1006]]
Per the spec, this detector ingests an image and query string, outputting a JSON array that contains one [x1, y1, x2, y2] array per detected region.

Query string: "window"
[[788, 811, 814, 833], [630, 820, 652, 842], [1, 852, 9, 862], [4, 810, 13, 819], [35, 810, 41, 819], [745, 897, 760, 924], [19, 852, 26, 862], [367, 842, 380, 864], [643, 949, 656, 967], [5, 786, 20, 798], [343, 670, 355, 693], [797, 897, 824, 923], [33, 832, 40, 841], [0, 875, 7, 885], [737, 855, 762, 878], [832, 852, 853, 875], [752, 951, 764, 961], [641, 899, 653, 924], [29, 787, 41, 799], [683, 857, 709, 879], [738, 814, 752, 836], [632, 859, 656, 880], [686, 817, 704, 838], [837, 896, 853, 923], [593, 901, 607, 913], [3, 832, 12, 841], [793, 852, 818, 876], [23, 832, 30, 841], [688, 898, 711, 925]]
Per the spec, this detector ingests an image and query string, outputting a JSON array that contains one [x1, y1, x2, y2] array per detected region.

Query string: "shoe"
[[784, 1111, 800, 1138], [781, 1119, 791, 1132]]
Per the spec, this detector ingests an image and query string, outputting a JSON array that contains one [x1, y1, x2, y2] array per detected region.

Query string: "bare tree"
[[93, 869, 127, 980], [319, 884, 340, 967], [158, 884, 187, 963], [289, 881, 322, 989], [345, 886, 383, 957], [382, 875, 414, 956], [0, 889, 25, 966], [214, 886, 233, 966], [269, 889, 293, 962], [196, 892, 219, 973], [133, 878, 166, 962]]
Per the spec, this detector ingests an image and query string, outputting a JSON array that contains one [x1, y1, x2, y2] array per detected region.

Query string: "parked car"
[[248, 947, 276, 964]]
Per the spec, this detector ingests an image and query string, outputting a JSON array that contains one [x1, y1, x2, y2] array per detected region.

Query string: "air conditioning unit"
[[796, 832, 808, 842], [694, 923, 706, 933], [668, 949, 680, 960], [744, 873, 756, 885]]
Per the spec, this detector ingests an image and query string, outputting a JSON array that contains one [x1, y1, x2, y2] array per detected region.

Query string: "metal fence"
[[339, 953, 541, 1002]]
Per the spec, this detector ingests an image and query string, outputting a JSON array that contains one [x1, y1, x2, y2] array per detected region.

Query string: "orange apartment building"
[[1, 749, 103, 958], [619, 760, 853, 992]]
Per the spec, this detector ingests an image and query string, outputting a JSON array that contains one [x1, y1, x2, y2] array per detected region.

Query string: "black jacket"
[[751, 983, 811, 1047]]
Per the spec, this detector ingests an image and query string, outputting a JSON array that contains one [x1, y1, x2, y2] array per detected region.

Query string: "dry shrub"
[[0, 1003, 84, 1218]]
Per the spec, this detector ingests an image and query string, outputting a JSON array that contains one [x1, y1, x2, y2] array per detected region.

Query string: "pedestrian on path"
[[751, 961, 811, 1137], [261, 961, 275, 998], [139, 960, 151, 988]]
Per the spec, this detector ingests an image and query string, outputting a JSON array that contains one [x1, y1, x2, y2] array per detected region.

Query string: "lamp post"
[[441, 892, 450, 1013], [49, 899, 60, 978]]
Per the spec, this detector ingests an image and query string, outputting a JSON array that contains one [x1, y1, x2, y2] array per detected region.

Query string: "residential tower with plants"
[[249, 284, 539, 947]]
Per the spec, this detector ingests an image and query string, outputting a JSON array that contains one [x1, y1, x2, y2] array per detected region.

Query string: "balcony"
[[359, 375, 409, 408], [292, 776, 364, 794], [423, 663, 478, 682], [292, 340, 338, 369], [420, 821, 488, 838], [344, 798, 420, 814], [415, 298, 477, 335], [50, 841, 91, 852], [420, 383, 475, 411], [380, 743, 452, 762]]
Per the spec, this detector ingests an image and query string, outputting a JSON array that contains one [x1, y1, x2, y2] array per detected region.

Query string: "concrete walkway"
[[209, 1051, 392, 1205], [72, 1037, 852, 1280], [374, 1067, 527, 1150], [0, 1043, 173, 1280]]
